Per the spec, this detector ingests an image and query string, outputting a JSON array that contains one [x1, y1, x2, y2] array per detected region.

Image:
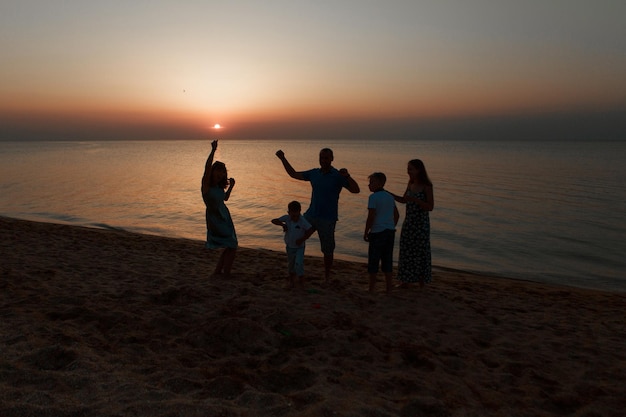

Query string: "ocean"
[[1, 139, 625, 292]]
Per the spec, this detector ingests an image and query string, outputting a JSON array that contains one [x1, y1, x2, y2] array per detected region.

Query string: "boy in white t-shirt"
[[364, 172, 399, 293], [272, 201, 315, 288]]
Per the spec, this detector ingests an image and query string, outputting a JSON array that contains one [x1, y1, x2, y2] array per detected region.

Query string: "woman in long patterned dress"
[[392, 159, 434, 288], [201, 140, 237, 277]]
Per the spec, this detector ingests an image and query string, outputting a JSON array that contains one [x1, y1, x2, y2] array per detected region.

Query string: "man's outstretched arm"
[[276, 150, 305, 180]]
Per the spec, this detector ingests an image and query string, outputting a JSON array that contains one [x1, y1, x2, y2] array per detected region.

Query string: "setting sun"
[[213, 124, 221, 129]]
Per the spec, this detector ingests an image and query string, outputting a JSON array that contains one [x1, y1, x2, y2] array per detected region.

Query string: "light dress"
[[202, 187, 237, 249]]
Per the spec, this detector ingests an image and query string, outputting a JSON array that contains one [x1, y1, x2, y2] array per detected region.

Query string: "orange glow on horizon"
[[2, 76, 624, 133], [2, 85, 624, 141]]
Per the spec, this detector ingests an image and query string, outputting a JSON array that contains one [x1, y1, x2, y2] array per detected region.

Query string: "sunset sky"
[[1, 1, 625, 141]]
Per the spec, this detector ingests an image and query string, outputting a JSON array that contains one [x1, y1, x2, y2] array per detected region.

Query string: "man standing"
[[276, 148, 360, 283]]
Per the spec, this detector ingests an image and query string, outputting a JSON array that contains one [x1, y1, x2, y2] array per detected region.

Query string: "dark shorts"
[[305, 216, 336, 255], [367, 229, 395, 273]]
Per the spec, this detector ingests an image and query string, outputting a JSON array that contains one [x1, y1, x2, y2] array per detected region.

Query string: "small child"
[[364, 172, 399, 293], [272, 201, 315, 289]]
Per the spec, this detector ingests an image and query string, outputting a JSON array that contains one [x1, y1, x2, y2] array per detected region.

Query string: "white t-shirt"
[[367, 190, 397, 233], [278, 215, 312, 248]]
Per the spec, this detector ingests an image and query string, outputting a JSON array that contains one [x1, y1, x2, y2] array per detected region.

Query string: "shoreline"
[[4, 215, 620, 294], [2, 216, 625, 416]]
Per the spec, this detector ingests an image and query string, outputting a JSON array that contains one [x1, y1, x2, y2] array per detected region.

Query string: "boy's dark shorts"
[[367, 229, 395, 273]]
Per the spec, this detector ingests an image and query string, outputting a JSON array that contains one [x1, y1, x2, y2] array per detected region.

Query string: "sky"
[[1, 0, 625, 141]]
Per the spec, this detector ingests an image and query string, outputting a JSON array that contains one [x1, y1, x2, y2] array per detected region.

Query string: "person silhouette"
[[201, 140, 237, 277]]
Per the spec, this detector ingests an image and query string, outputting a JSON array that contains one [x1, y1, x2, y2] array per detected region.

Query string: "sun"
[[213, 124, 221, 129]]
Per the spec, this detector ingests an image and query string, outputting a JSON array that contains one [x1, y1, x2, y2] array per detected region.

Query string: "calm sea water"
[[1, 139, 625, 292]]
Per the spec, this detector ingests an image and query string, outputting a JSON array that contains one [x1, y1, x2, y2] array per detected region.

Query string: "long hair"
[[409, 159, 432, 186], [211, 161, 228, 189]]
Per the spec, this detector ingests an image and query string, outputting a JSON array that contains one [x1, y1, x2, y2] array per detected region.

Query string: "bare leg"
[[368, 273, 377, 293], [384, 272, 393, 293], [298, 275, 306, 290], [218, 247, 237, 277], [213, 251, 225, 276], [323, 253, 333, 283]]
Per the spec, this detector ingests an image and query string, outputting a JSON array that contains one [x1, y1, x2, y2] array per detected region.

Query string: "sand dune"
[[1, 216, 625, 416]]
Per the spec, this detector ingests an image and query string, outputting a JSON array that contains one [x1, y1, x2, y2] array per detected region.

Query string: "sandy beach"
[[1, 216, 624, 416]]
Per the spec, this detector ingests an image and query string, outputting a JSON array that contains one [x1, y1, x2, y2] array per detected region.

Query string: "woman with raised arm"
[[201, 140, 237, 277]]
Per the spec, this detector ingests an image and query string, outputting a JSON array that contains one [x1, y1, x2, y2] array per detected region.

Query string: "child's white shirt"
[[278, 215, 312, 248]]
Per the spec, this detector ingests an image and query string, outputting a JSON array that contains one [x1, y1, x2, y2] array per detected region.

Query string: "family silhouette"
[[202, 141, 434, 291]]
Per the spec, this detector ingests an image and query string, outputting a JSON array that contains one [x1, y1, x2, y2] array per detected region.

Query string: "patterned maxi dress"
[[397, 189, 432, 283]]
